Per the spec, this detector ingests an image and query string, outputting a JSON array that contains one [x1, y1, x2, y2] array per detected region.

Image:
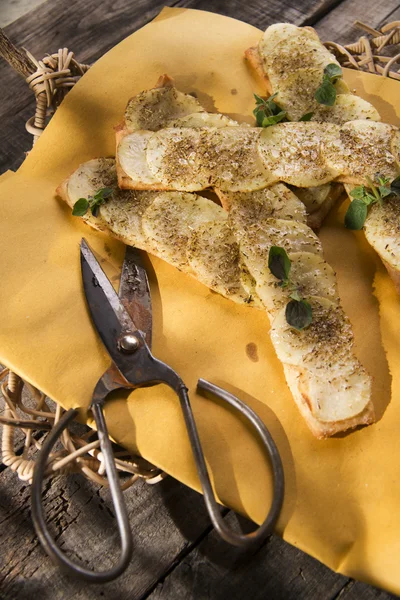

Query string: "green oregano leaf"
[[72, 187, 114, 218], [72, 198, 89, 216], [262, 111, 287, 127], [94, 186, 113, 200], [344, 199, 368, 230], [390, 176, 400, 196], [314, 76, 336, 106], [253, 92, 287, 127], [285, 299, 313, 331], [324, 63, 342, 82], [314, 64, 342, 106], [289, 289, 302, 302], [349, 185, 365, 200], [268, 246, 291, 283], [299, 112, 314, 122]]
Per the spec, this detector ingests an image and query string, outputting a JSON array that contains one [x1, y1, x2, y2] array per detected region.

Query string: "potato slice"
[[324, 120, 400, 183], [146, 128, 210, 191], [167, 112, 240, 128], [295, 360, 372, 423], [270, 296, 353, 370], [224, 185, 307, 236], [141, 191, 226, 268], [62, 157, 118, 231], [60, 157, 158, 247], [258, 24, 320, 67], [117, 131, 160, 186], [391, 128, 400, 165], [187, 220, 259, 305], [241, 246, 337, 316], [204, 127, 276, 191], [66, 157, 116, 203], [266, 39, 337, 78], [258, 122, 340, 187], [364, 197, 400, 273], [147, 127, 275, 192], [311, 94, 380, 124], [290, 183, 332, 214], [270, 69, 354, 122], [124, 86, 204, 132], [246, 218, 323, 256]]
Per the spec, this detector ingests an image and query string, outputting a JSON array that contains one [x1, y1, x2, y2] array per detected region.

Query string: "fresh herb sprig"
[[345, 175, 400, 230], [268, 246, 313, 330], [72, 187, 114, 217], [299, 112, 314, 122], [314, 63, 343, 107], [253, 93, 288, 127]]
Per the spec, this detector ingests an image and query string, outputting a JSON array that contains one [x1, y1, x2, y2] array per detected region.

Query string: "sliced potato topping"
[[187, 220, 259, 305], [266, 38, 337, 78], [117, 131, 160, 186], [100, 191, 156, 247], [270, 69, 346, 122], [146, 128, 210, 191], [324, 120, 400, 183], [258, 24, 320, 69], [310, 94, 380, 124], [297, 362, 371, 422], [141, 191, 226, 268], [124, 86, 204, 132], [204, 128, 276, 191], [167, 112, 240, 128], [224, 185, 307, 237], [364, 197, 400, 271], [270, 297, 353, 369], [258, 123, 341, 187], [290, 183, 332, 214], [67, 157, 117, 203], [146, 127, 275, 192]]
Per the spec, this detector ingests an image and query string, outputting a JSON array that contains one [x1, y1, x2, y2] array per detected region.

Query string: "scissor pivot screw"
[[119, 334, 139, 353]]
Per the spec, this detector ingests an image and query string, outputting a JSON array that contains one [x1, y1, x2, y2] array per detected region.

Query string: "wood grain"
[[147, 512, 348, 600], [314, 0, 400, 45], [0, 467, 214, 598]]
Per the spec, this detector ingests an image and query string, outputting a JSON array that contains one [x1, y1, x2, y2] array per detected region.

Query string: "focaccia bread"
[[57, 158, 258, 307], [246, 23, 400, 294], [117, 118, 400, 192], [245, 23, 381, 230], [116, 80, 345, 230], [245, 23, 380, 124], [59, 159, 374, 438]]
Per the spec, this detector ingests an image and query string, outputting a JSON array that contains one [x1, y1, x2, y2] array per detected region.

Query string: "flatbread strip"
[[58, 158, 374, 438], [116, 120, 400, 192], [245, 23, 381, 229], [247, 24, 400, 294], [245, 23, 380, 124]]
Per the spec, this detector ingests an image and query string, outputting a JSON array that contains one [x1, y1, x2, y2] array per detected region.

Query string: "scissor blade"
[[80, 239, 139, 369], [119, 247, 152, 349]]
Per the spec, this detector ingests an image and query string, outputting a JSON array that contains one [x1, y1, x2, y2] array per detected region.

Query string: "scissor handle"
[[31, 405, 133, 583], [177, 379, 284, 548]]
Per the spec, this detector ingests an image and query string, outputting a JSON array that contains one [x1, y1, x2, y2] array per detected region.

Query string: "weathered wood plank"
[[0, 466, 214, 598], [147, 511, 400, 600], [146, 512, 348, 600], [313, 0, 400, 45]]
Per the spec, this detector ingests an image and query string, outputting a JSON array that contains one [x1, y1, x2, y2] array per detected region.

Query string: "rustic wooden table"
[[1, 1, 400, 598]]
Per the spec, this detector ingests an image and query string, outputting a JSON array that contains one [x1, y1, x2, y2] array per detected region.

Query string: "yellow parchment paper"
[[1, 7, 400, 593]]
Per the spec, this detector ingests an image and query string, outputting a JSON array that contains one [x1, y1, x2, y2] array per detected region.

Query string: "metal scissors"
[[31, 239, 284, 583]]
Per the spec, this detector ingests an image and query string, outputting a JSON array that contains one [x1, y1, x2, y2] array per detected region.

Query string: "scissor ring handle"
[[31, 406, 133, 583], [179, 379, 285, 548]]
